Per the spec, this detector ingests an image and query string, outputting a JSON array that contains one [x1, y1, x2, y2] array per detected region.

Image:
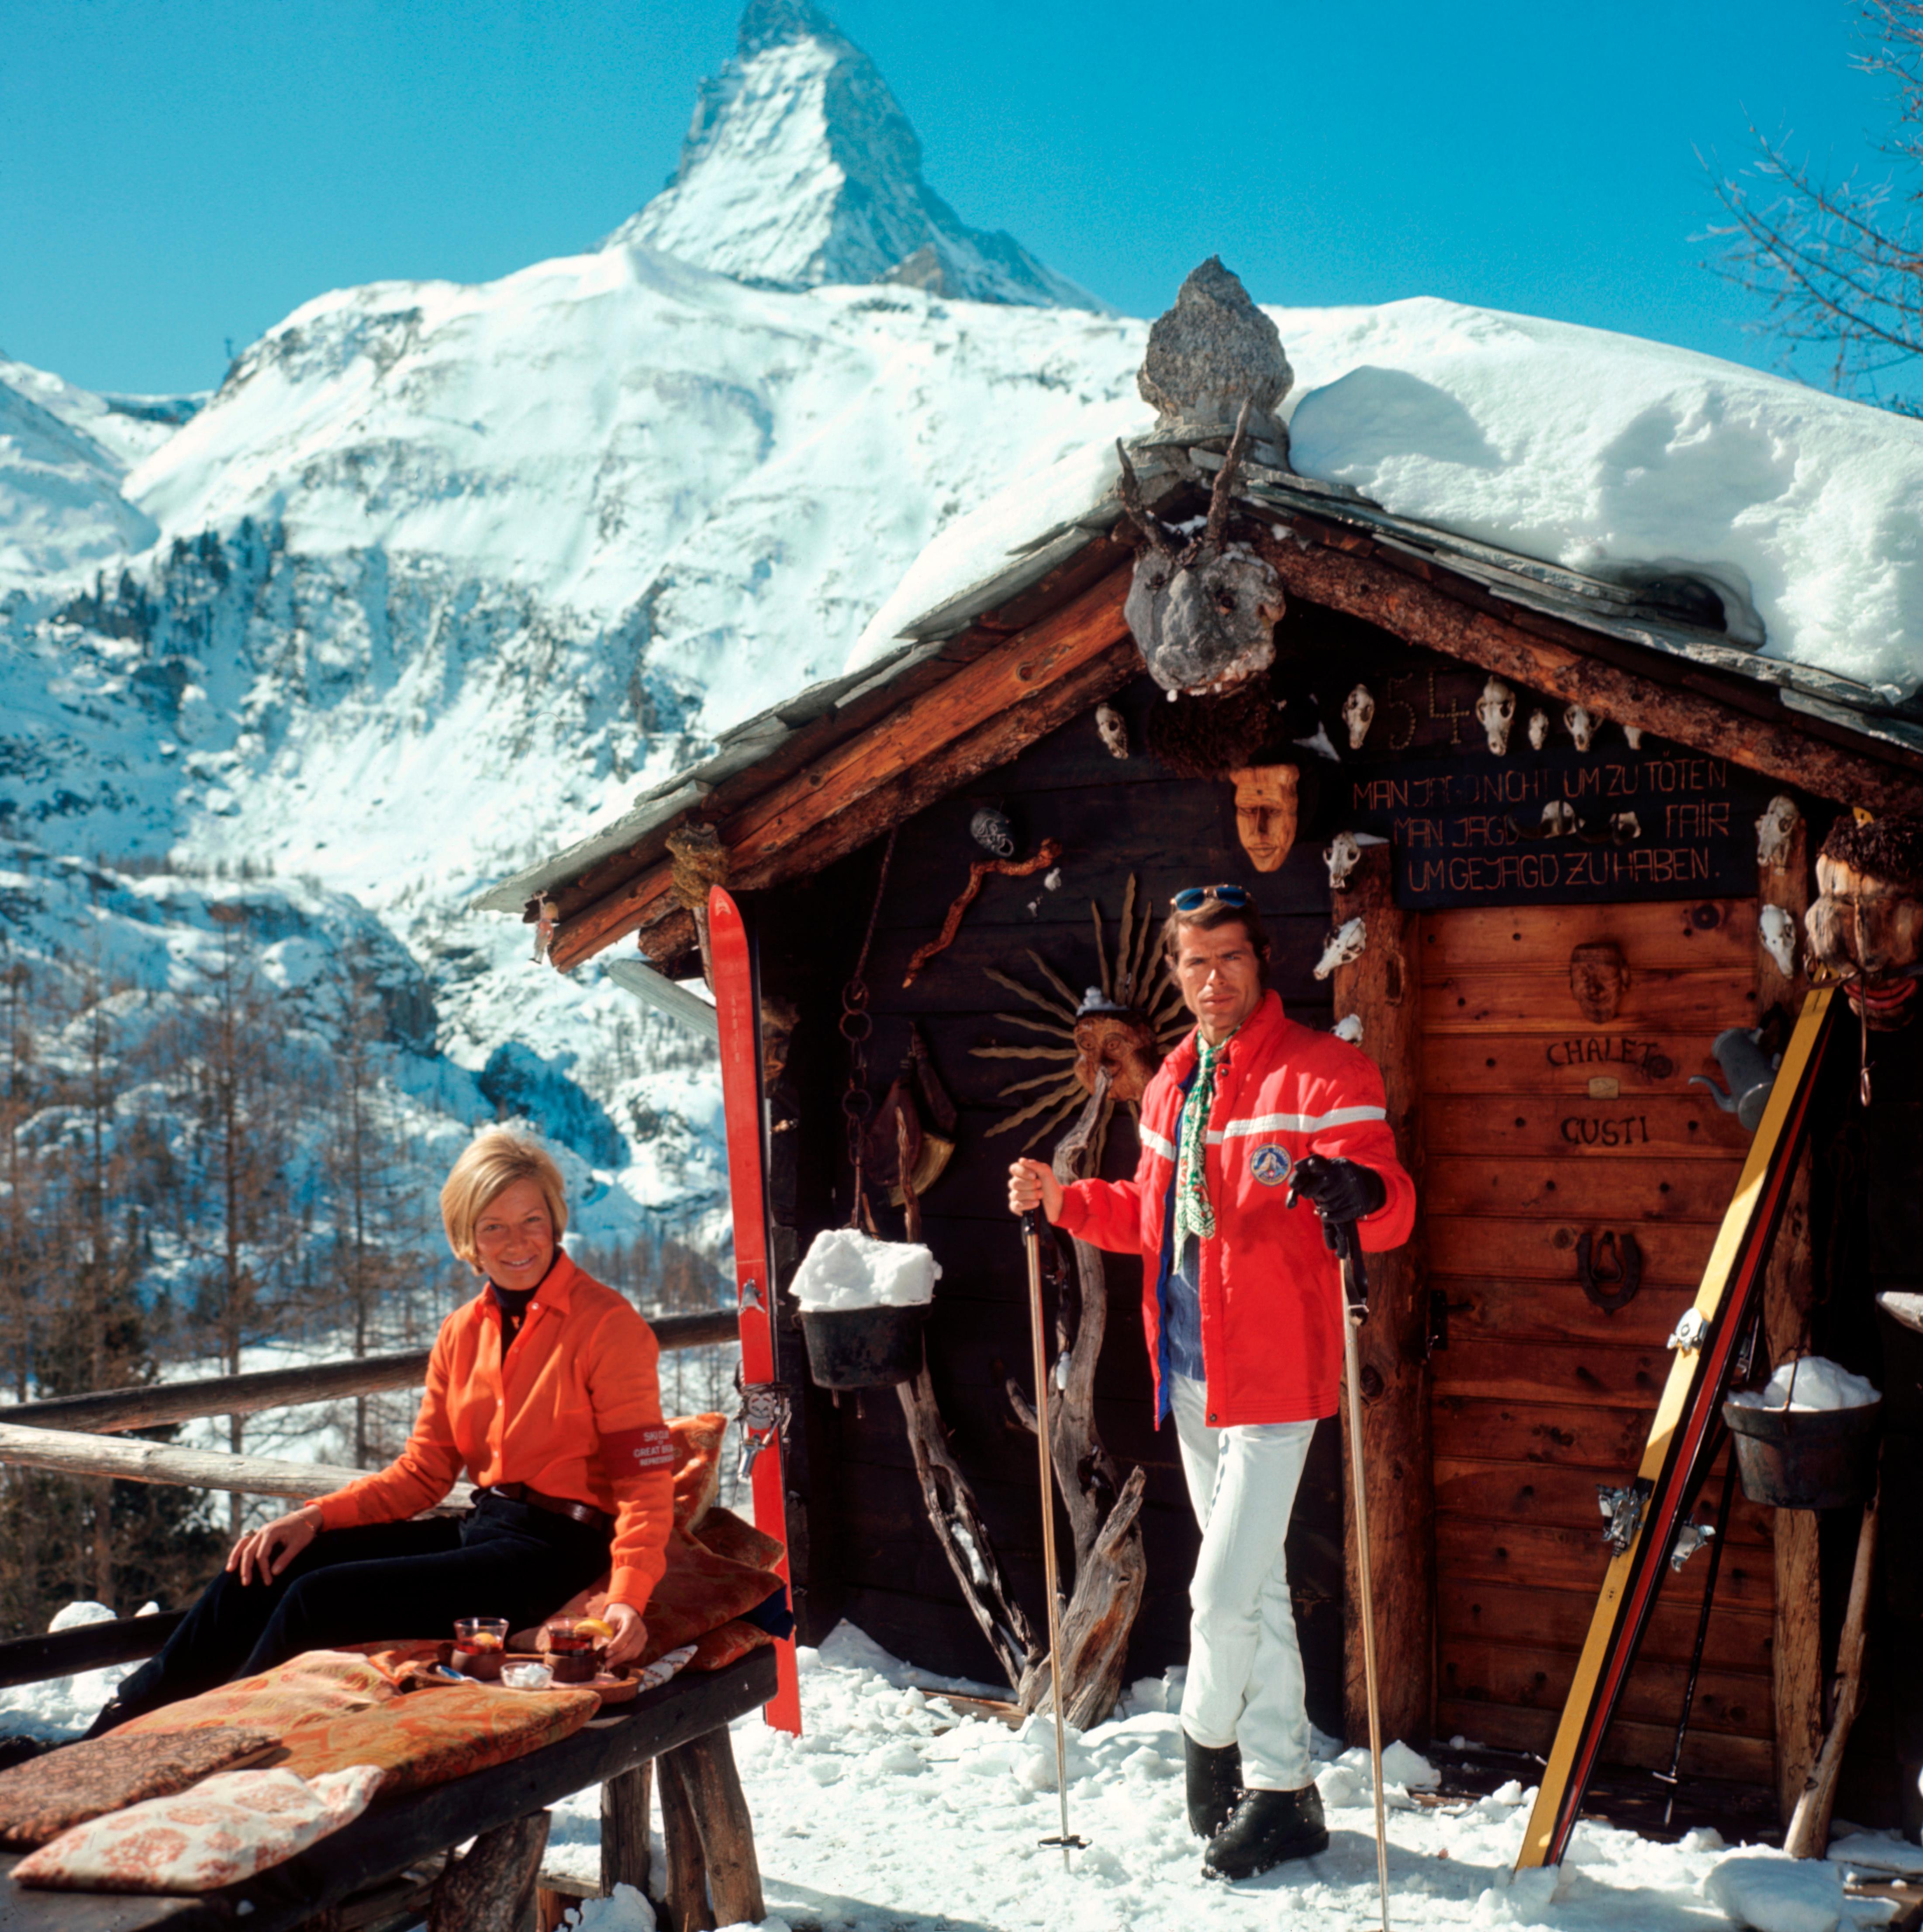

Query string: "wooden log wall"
[[1421, 896, 1776, 1782], [754, 672, 1351, 1725]]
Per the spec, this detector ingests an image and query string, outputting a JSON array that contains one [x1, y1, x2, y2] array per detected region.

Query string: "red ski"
[[708, 886, 804, 1735]]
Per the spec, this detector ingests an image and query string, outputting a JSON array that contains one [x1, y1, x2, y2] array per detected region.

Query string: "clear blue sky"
[[0, 0, 1892, 397]]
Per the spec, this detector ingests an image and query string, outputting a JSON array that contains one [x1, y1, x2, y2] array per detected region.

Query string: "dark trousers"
[[95, 1494, 611, 1734]]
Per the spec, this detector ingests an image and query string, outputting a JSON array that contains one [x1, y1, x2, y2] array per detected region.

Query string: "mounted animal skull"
[[1527, 709, 1549, 751], [1313, 916, 1367, 981], [1760, 904, 1799, 978], [1325, 830, 1362, 892], [1115, 401, 1285, 697], [1343, 684, 1376, 750], [1542, 799, 1577, 837], [1564, 703, 1598, 752], [1623, 724, 1645, 750], [1094, 703, 1129, 759], [1756, 795, 1801, 867], [1476, 676, 1516, 755]]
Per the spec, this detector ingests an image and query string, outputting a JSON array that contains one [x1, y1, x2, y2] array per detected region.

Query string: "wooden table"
[[0, 1647, 776, 1932]]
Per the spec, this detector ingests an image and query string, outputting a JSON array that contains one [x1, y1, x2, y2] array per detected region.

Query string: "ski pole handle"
[[1020, 1208, 1044, 1244], [1336, 1220, 1370, 1325]]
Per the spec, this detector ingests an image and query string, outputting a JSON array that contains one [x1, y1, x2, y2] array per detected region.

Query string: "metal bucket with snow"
[[790, 1227, 938, 1393], [1722, 1356, 1882, 1511]]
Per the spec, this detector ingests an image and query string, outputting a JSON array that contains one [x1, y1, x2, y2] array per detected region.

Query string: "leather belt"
[[474, 1483, 613, 1533]]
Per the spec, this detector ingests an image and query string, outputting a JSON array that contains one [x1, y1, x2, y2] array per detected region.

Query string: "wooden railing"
[[0, 1306, 742, 1675], [3, 1308, 739, 1437]]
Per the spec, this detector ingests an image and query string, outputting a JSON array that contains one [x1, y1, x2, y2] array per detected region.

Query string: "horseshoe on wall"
[[1577, 1229, 1643, 1314]]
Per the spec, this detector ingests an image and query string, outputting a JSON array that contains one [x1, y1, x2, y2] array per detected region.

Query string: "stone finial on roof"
[[1138, 257, 1292, 458]]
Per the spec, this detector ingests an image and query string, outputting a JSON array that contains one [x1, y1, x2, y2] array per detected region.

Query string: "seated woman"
[[87, 1131, 675, 1735]]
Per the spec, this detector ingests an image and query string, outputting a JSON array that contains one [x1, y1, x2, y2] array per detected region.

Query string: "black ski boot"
[[1203, 1783, 1329, 1880], [1184, 1734, 1243, 1839]]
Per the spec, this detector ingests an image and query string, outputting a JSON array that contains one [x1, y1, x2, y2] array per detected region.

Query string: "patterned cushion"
[[512, 1412, 786, 1670], [0, 1727, 278, 1850], [109, 1650, 599, 1797], [11, 1764, 382, 1892]]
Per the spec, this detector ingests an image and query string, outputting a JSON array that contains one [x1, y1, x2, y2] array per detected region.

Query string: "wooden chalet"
[[483, 265, 1923, 1835]]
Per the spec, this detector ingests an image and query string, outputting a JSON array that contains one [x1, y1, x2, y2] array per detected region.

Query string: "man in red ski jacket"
[[1010, 885, 1413, 1881]]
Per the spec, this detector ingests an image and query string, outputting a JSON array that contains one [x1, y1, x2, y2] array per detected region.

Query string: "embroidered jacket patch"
[[1248, 1143, 1293, 1187], [601, 1424, 676, 1472]]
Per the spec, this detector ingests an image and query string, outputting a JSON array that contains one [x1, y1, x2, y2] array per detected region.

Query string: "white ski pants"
[[1170, 1372, 1317, 1792]]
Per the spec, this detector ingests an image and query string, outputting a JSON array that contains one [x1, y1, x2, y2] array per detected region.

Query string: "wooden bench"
[[0, 1647, 776, 1932]]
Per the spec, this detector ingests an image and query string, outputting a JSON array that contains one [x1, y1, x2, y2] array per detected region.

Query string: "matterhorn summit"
[[610, 0, 1100, 308]]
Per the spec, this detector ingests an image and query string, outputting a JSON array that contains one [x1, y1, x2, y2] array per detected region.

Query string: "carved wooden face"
[[1073, 1010, 1161, 1103], [1123, 545, 1284, 697], [1569, 941, 1629, 1023], [1228, 764, 1298, 872], [1806, 854, 1923, 1028]]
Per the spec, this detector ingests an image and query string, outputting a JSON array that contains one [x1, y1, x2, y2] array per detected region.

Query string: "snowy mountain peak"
[[608, 1, 1102, 310]]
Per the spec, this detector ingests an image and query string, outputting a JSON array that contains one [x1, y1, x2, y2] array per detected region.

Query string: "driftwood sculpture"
[[892, 1116, 1041, 1691], [1115, 402, 1286, 697], [1007, 1074, 1149, 1728]]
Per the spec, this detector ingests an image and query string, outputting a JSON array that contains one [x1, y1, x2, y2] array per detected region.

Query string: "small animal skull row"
[[1345, 684, 1643, 756]]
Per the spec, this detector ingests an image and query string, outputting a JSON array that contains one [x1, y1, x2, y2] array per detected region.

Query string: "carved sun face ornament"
[[1343, 685, 1375, 751], [1115, 404, 1286, 697], [1804, 813, 1923, 1030], [972, 876, 1191, 1158], [1228, 763, 1298, 872]]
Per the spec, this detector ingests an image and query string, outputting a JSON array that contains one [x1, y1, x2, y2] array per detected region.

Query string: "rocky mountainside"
[[0, 2, 1139, 1291], [611, 0, 1100, 310]]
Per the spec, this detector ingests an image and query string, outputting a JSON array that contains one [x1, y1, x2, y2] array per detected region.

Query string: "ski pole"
[[1654, 1446, 1740, 1826], [1335, 1220, 1392, 1932], [1021, 1206, 1084, 1868]]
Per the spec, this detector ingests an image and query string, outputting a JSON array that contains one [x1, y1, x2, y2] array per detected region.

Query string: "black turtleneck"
[[489, 1253, 560, 1349]]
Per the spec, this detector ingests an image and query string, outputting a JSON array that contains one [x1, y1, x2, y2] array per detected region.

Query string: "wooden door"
[[1422, 898, 1778, 1784]]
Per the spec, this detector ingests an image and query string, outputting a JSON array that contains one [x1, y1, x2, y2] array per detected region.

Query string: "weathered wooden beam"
[[427, 1810, 549, 1932], [654, 1746, 716, 1932], [0, 1419, 468, 1505], [0, 1608, 184, 1689], [1757, 800, 1823, 1826], [541, 532, 1131, 927], [1785, 1478, 1880, 1857], [549, 569, 1135, 970], [1259, 530, 1923, 817], [626, 638, 1141, 972], [600, 1760, 652, 1900], [657, 1729, 764, 1932], [5, 1309, 741, 1436], [1331, 845, 1434, 1747]]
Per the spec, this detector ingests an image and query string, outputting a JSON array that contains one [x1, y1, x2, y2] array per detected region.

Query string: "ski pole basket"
[[798, 1304, 927, 1390], [1720, 1394, 1882, 1511]]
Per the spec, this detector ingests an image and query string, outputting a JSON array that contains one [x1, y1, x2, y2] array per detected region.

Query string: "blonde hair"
[[441, 1130, 568, 1267]]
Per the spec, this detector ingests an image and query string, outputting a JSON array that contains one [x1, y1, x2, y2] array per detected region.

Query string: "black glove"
[[1285, 1155, 1387, 1236]]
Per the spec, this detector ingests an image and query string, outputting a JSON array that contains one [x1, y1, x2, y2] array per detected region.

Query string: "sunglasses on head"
[[1170, 884, 1253, 912]]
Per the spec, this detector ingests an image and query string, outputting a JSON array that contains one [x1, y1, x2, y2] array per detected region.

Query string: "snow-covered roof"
[[857, 298, 1923, 727]]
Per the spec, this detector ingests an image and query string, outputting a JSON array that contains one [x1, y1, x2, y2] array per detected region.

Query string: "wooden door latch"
[[1577, 1229, 1643, 1314]]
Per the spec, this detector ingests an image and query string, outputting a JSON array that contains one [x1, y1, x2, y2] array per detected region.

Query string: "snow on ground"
[[3, 1613, 1913, 1929]]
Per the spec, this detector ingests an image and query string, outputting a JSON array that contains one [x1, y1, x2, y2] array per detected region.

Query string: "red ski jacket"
[[1053, 990, 1415, 1427]]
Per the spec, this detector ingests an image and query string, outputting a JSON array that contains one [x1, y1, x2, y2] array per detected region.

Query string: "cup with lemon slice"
[[543, 1615, 615, 1683]]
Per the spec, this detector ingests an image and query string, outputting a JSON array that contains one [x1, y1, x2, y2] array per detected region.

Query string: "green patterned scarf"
[[1172, 1030, 1232, 1250]]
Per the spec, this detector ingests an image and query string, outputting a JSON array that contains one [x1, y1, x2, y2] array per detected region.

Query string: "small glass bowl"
[[452, 1618, 510, 1681], [501, 1660, 555, 1692]]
